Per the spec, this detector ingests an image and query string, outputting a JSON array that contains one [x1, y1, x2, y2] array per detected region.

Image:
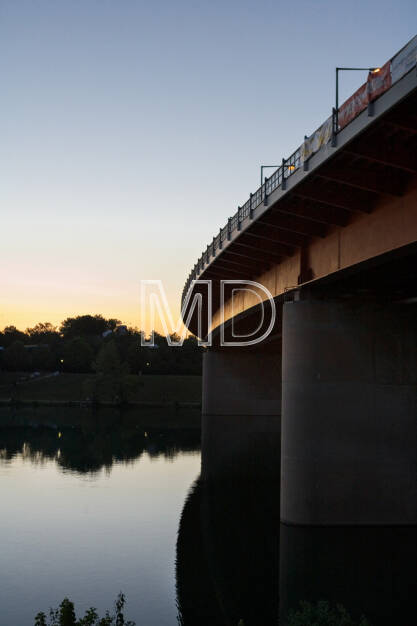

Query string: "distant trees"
[[93, 340, 124, 375], [0, 315, 203, 376], [0, 325, 27, 347], [62, 338, 95, 373], [26, 322, 60, 344], [31, 346, 57, 371], [85, 340, 136, 403], [59, 315, 120, 339], [3, 341, 31, 371]]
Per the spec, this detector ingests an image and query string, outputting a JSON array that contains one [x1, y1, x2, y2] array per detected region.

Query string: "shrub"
[[34, 592, 135, 626], [287, 600, 371, 626]]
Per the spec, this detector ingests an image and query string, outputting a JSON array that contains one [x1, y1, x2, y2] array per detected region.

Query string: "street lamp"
[[260, 164, 279, 187], [335, 66, 380, 129]]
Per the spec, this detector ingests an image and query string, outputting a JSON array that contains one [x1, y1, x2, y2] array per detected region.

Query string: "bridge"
[[182, 37, 417, 526]]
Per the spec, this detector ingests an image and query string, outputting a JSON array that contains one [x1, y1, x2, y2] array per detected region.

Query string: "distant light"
[[144, 432, 148, 437], [288, 165, 295, 171], [146, 362, 150, 366], [58, 432, 62, 438], [60, 359, 64, 363], [371, 67, 381, 73]]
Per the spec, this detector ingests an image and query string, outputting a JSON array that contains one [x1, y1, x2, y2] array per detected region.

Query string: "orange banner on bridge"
[[338, 61, 391, 129]]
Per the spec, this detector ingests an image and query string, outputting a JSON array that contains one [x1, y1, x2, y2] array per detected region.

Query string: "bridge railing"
[[182, 36, 417, 304], [181, 140, 306, 301]]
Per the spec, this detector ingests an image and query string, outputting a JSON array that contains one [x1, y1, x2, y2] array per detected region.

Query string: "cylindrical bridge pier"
[[281, 299, 417, 526]]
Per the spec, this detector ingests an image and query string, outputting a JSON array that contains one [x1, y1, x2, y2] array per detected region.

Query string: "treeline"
[[0, 315, 202, 375]]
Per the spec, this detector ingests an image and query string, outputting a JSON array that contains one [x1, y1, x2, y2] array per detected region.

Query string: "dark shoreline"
[[0, 397, 201, 409]]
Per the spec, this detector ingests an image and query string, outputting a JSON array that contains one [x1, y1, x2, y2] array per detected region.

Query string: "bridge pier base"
[[201, 346, 281, 481], [281, 299, 417, 526]]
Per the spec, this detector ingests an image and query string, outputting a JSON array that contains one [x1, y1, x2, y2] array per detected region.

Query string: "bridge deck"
[[182, 40, 417, 338]]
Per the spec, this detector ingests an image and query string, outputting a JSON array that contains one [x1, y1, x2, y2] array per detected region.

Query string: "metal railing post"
[[281, 158, 287, 190], [303, 135, 309, 171], [263, 176, 268, 206]]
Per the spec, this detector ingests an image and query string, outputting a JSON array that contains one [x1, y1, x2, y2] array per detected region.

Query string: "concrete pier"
[[201, 346, 281, 481], [202, 346, 281, 416], [281, 299, 417, 525]]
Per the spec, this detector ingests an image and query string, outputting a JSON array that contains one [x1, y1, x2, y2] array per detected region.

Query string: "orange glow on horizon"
[[0, 303, 184, 335]]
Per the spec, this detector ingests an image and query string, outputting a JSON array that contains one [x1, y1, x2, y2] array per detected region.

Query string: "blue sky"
[[1, 0, 415, 329]]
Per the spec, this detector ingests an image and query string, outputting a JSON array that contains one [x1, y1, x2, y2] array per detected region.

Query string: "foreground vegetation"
[[287, 601, 370, 626], [34, 597, 370, 626], [34, 593, 135, 626]]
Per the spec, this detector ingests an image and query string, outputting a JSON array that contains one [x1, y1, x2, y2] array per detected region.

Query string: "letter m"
[[140, 280, 212, 347]]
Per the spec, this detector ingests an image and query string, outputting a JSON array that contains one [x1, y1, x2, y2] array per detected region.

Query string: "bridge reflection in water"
[[176, 413, 417, 626]]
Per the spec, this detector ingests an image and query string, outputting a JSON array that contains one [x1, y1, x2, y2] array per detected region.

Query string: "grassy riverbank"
[[0, 372, 202, 407]]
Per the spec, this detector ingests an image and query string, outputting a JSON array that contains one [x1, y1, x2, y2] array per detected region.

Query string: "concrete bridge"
[[182, 39, 417, 527]]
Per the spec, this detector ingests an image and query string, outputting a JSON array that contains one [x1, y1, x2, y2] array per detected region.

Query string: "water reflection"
[[0, 408, 201, 626], [0, 407, 200, 475], [279, 524, 417, 626], [176, 476, 280, 625], [1, 408, 416, 625], [176, 413, 417, 626]]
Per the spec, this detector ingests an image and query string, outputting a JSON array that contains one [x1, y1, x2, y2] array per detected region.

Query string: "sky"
[[1, 0, 416, 332]]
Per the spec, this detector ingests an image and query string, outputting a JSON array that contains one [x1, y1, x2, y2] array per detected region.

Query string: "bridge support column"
[[202, 346, 281, 480], [281, 299, 417, 525]]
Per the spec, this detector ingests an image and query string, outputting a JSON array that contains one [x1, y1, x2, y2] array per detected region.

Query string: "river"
[[0, 407, 415, 625]]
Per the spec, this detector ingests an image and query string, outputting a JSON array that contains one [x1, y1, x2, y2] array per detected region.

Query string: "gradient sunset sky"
[[1, 0, 415, 332]]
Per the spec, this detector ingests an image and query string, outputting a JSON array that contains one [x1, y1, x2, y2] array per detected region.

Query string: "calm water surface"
[[0, 409, 200, 625], [1, 408, 416, 625]]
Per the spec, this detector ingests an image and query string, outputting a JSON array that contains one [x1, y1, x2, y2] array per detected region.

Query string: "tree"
[[106, 319, 121, 331], [31, 346, 57, 371], [86, 341, 134, 403], [4, 341, 31, 371], [60, 315, 117, 340], [26, 322, 60, 345], [126, 339, 147, 374], [93, 340, 123, 375], [58, 598, 76, 626], [1, 325, 27, 347], [62, 338, 94, 373], [33, 592, 136, 626], [287, 601, 370, 626]]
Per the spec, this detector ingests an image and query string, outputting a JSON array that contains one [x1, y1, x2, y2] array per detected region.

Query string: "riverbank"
[[0, 403, 201, 431], [0, 372, 202, 408]]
